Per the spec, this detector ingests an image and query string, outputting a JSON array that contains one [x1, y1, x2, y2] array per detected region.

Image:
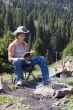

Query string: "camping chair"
[[10, 63, 37, 84]]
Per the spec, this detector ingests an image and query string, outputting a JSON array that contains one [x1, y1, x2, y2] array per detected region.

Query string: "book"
[[23, 52, 31, 58]]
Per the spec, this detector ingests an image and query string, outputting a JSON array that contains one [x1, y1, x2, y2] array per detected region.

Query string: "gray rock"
[[53, 97, 69, 106], [0, 80, 10, 93], [54, 87, 73, 98], [52, 82, 68, 90], [33, 85, 55, 97]]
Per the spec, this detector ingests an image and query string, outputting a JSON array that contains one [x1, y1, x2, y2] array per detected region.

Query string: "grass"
[[10, 103, 32, 110], [63, 95, 73, 110], [0, 95, 32, 110], [0, 95, 18, 103], [55, 77, 73, 85]]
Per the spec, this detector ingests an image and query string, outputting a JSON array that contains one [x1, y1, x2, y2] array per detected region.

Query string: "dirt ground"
[[8, 80, 62, 110]]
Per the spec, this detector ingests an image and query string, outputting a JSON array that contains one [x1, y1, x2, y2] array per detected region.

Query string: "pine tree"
[[28, 13, 36, 48]]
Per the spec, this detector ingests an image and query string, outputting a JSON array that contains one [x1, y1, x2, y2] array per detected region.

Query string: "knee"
[[40, 56, 45, 60], [39, 56, 46, 62]]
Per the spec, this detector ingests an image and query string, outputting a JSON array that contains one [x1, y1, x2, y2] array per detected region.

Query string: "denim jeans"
[[13, 56, 50, 82]]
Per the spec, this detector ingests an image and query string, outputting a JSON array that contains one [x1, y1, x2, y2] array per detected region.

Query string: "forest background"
[[0, 0, 73, 72]]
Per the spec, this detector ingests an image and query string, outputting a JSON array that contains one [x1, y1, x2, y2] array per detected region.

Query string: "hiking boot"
[[43, 79, 52, 85], [16, 80, 23, 87], [15, 80, 28, 88]]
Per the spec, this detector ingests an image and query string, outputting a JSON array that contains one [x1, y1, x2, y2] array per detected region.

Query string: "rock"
[[54, 87, 73, 98], [33, 85, 45, 95], [33, 83, 73, 99], [36, 84, 44, 89], [53, 97, 69, 106], [53, 101, 61, 106], [0, 81, 3, 90], [0, 80, 10, 93], [60, 97, 70, 104], [33, 94, 43, 100], [52, 82, 68, 90], [60, 74, 69, 78], [42, 88, 55, 97], [33, 85, 55, 97], [52, 67, 72, 78]]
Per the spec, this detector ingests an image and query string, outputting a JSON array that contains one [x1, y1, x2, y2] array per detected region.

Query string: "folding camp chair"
[[10, 63, 37, 84], [24, 63, 37, 81]]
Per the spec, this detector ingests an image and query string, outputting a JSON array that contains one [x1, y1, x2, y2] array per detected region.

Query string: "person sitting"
[[8, 26, 51, 87]]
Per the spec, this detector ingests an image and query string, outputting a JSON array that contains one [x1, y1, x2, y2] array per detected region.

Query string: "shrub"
[[62, 40, 73, 57], [33, 37, 46, 55], [0, 31, 14, 72]]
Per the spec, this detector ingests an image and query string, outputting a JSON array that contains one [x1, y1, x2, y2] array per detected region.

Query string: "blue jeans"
[[13, 56, 50, 82]]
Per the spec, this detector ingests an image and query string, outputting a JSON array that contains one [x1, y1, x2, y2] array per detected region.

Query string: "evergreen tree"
[[4, 5, 14, 33], [28, 13, 36, 48]]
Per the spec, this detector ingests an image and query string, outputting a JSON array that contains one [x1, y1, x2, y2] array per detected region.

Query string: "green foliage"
[[4, 6, 14, 33], [0, 31, 14, 72], [27, 13, 36, 48], [62, 40, 73, 57], [33, 37, 46, 55], [0, 0, 73, 63], [0, 95, 18, 103], [0, 31, 14, 56]]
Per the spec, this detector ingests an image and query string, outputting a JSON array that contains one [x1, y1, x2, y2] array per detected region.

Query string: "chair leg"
[[24, 72, 27, 80], [30, 72, 37, 81], [26, 72, 37, 81], [26, 72, 31, 80]]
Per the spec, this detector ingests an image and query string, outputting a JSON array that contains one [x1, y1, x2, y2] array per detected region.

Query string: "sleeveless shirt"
[[13, 41, 27, 58]]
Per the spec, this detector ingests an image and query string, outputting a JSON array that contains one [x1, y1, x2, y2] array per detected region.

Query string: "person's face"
[[16, 33, 26, 42]]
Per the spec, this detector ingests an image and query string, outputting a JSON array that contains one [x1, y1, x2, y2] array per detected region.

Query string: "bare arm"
[[8, 43, 16, 62], [8, 41, 30, 62]]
